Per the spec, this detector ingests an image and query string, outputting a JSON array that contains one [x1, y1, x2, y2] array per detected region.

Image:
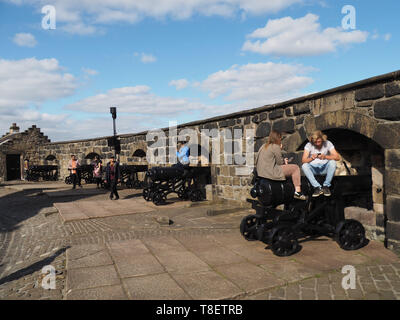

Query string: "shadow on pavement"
[[0, 246, 69, 286]]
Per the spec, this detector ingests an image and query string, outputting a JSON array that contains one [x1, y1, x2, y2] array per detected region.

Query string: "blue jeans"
[[301, 160, 336, 188]]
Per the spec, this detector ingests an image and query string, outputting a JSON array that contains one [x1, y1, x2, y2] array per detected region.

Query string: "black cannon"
[[240, 174, 369, 257], [142, 166, 210, 205], [65, 165, 96, 185], [26, 165, 58, 181], [120, 164, 148, 189]]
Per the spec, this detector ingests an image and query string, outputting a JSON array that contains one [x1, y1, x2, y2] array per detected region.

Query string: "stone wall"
[[0, 125, 50, 182], [2, 70, 400, 251]]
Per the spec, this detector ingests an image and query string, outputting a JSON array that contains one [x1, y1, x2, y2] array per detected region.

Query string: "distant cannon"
[[120, 164, 148, 189], [26, 165, 58, 182], [241, 174, 369, 257], [142, 166, 209, 205]]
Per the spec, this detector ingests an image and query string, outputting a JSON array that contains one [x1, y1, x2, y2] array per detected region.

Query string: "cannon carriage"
[[142, 166, 209, 205], [64, 165, 96, 185], [240, 174, 369, 257], [26, 165, 58, 181], [120, 164, 148, 189]]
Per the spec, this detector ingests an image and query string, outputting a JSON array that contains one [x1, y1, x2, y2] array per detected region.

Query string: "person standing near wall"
[[23, 159, 29, 180], [92, 155, 103, 189], [105, 155, 120, 200], [68, 154, 82, 189]]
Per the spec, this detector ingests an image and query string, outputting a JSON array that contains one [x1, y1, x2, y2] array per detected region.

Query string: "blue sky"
[[0, 0, 398, 141]]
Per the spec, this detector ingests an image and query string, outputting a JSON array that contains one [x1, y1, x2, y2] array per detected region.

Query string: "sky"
[[0, 0, 398, 141]]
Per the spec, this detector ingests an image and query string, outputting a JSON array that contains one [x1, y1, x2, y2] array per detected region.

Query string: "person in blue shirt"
[[174, 140, 190, 169]]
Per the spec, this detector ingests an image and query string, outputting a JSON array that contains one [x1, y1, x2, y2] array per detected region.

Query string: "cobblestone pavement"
[[0, 182, 399, 300]]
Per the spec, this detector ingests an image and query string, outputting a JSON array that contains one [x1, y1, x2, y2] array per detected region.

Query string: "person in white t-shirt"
[[301, 130, 340, 197]]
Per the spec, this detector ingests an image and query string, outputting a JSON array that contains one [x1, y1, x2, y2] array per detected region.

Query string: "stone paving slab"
[[65, 232, 400, 300], [54, 199, 157, 222], [123, 273, 191, 300]]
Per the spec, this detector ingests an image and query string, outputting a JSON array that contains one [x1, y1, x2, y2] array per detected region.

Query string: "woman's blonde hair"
[[308, 130, 327, 145], [265, 130, 282, 149]]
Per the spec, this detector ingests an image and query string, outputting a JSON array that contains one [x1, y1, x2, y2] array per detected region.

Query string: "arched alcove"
[[85, 152, 101, 160], [45, 154, 56, 161]]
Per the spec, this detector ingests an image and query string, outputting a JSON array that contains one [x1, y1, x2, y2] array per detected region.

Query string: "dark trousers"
[[71, 173, 80, 188], [95, 177, 102, 188], [110, 180, 119, 199]]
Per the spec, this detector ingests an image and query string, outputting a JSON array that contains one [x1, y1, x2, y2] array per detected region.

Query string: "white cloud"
[[13, 33, 37, 47], [0, 57, 77, 109], [199, 62, 315, 107], [82, 67, 99, 76], [169, 79, 189, 90], [65, 85, 215, 115], [134, 52, 157, 64], [242, 13, 368, 57], [6, 0, 301, 34], [384, 33, 392, 41], [140, 53, 157, 64]]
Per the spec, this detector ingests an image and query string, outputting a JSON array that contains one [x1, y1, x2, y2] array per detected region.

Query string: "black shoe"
[[294, 192, 307, 200], [109, 196, 113, 200], [322, 186, 331, 197], [312, 187, 323, 197], [114, 196, 119, 200]]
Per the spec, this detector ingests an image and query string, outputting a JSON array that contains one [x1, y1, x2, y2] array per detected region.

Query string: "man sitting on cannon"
[[173, 139, 190, 170], [302, 130, 340, 198]]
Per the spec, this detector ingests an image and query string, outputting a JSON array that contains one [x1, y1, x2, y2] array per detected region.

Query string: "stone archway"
[[283, 110, 400, 251]]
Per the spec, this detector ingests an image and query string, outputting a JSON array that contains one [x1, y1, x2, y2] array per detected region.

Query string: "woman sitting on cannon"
[[256, 130, 306, 201]]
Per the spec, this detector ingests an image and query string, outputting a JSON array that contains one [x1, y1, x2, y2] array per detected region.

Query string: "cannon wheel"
[[143, 188, 152, 201], [335, 219, 366, 251], [152, 192, 166, 206], [270, 226, 299, 257], [190, 190, 204, 202], [177, 188, 189, 200], [65, 176, 72, 184], [126, 180, 134, 188], [239, 215, 259, 241]]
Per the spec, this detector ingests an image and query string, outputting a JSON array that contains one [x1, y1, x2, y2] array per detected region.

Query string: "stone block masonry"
[[2, 70, 400, 253]]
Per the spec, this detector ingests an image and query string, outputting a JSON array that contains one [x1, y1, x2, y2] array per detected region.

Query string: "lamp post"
[[110, 107, 117, 159]]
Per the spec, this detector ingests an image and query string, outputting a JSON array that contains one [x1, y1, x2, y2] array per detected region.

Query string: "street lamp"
[[109, 107, 119, 159]]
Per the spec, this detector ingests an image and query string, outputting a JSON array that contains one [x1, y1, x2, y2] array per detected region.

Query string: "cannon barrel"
[[147, 167, 184, 181], [251, 174, 372, 207]]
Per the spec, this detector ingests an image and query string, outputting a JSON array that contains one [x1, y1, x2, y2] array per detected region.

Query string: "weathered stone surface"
[[385, 82, 400, 97], [282, 132, 302, 153], [355, 84, 384, 101], [294, 102, 311, 115], [296, 115, 306, 125], [376, 213, 385, 228], [385, 149, 400, 169], [386, 221, 400, 241], [269, 109, 284, 120], [386, 195, 400, 223], [255, 138, 267, 152], [285, 107, 293, 117], [255, 122, 271, 138], [373, 123, 400, 149], [251, 115, 260, 124], [272, 119, 295, 133], [374, 97, 400, 120], [259, 113, 268, 121], [385, 170, 400, 195]]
